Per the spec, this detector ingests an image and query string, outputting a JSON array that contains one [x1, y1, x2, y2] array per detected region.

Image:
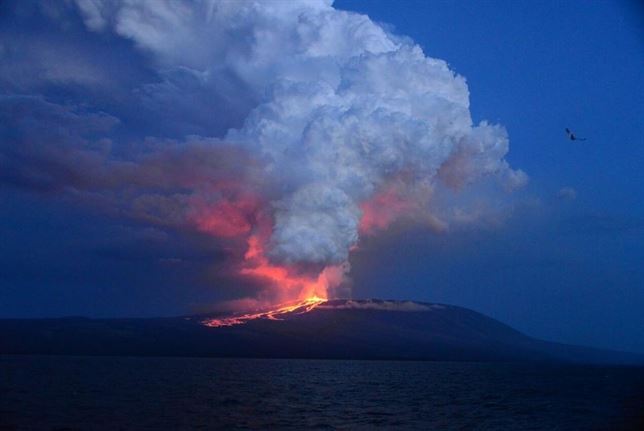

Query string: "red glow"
[[193, 200, 254, 236], [189, 182, 347, 313], [202, 231, 343, 328], [191, 183, 260, 237], [359, 183, 416, 234], [241, 235, 344, 301]]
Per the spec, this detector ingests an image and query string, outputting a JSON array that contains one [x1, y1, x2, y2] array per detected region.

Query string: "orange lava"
[[202, 295, 326, 327]]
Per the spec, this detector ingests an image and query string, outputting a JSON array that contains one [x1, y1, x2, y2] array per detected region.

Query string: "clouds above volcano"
[[1, 0, 526, 300]]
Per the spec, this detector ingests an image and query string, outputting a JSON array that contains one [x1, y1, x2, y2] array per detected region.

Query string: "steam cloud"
[[1, 0, 526, 303]]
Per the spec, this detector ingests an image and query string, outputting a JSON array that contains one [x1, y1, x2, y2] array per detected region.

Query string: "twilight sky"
[[1, 0, 643, 354]]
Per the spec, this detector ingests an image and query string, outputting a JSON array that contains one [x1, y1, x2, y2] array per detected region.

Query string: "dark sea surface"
[[1, 356, 643, 430]]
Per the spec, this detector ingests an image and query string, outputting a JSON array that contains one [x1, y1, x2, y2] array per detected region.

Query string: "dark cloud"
[[0, 95, 118, 191]]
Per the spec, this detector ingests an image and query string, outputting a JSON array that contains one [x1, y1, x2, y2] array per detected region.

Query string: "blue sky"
[[337, 0, 644, 353], [1, 0, 643, 353]]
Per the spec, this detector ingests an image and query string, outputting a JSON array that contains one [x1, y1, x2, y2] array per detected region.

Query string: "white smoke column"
[[75, 0, 527, 294]]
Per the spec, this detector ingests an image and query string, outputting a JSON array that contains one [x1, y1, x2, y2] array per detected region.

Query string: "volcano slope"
[[1, 299, 641, 364]]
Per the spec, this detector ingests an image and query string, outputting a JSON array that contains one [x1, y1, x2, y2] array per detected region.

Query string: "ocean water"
[[1, 356, 643, 430]]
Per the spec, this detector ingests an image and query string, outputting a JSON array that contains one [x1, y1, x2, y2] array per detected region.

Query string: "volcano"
[[1, 299, 641, 364]]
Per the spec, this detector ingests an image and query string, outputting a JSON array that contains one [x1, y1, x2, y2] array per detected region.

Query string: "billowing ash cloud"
[[1, 0, 526, 303]]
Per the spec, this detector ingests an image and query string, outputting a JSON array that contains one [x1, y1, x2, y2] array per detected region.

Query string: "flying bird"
[[565, 128, 586, 141]]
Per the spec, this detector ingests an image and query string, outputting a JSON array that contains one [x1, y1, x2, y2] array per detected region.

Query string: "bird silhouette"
[[565, 128, 586, 141]]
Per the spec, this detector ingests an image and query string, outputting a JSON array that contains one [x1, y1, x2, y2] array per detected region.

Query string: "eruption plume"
[[1, 0, 527, 308]]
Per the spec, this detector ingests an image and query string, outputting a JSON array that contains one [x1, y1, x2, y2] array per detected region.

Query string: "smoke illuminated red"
[[193, 185, 346, 311], [191, 183, 260, 237], [359, 183, 417, 234], [189, 176, 424, 318], [199, 233, 344, 327], [200, 232, 342, 327], [241, 235, 344, 301]]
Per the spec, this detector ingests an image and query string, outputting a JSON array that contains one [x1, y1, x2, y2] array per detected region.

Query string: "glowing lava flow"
[[202, 296, 326, 328], [202, 235, 345, 328], [200, 218, 346, 328]]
